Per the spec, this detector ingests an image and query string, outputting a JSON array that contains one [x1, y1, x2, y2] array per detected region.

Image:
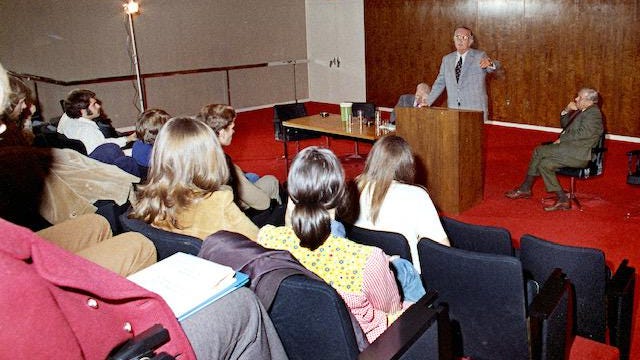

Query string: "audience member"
[[257, 146, 409, 343], [89, 108, 170, 178], [0, 63, 8, 111], [3, 75, 36, 144], [0, 143, 140, 228], [355, 135, 450, 270], [389, 82, 430, 124], [35, 213, 155, 276], [196, 104, 281, 211], [0, 217, 287, 359], [132, 108, 170, 168], [426, 26, 500, 121], [0, 67, 154, 277], [57, 89, 136, 155], [505, 87, 604, 211], [0, 64, 286, 359], [130, 116, 259, 240]]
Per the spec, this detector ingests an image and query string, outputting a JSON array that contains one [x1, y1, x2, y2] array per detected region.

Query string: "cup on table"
[[340, 102, 352, 122]]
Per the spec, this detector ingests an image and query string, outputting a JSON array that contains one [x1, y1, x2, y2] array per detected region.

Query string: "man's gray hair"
[[581, 88, 599, 104]]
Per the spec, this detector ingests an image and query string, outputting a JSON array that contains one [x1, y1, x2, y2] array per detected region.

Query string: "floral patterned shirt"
[[257, 225, 403, 342]]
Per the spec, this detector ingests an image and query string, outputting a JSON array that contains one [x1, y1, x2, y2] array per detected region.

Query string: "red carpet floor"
[[229, 103, 639, 359]]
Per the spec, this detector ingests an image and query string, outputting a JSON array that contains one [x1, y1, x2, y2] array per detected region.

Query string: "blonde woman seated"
[[129, 117, 258, 240], [257, 146, 408, 343], [196, 104, 281, 212], [355, 135, 450, 270]]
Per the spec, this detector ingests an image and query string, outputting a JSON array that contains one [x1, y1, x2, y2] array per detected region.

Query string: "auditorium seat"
[[119, 211, 202, 260], [418, 237, 573, 360], [269, 275, 452, 360], [520, 234, 636, 359]]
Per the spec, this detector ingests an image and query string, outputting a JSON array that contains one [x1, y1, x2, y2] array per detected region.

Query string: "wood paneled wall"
[[365, 0, 640, 137]]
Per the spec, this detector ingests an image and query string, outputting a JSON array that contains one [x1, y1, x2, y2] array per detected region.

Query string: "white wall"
[[0, 0, 309, 127], [305, 0, 366, 104]]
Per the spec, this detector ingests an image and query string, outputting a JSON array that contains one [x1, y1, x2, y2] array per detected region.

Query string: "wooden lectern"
[[395, 107, 483, 214]]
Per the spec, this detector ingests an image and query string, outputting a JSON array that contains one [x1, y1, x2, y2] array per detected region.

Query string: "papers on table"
[[379, 123, 396, 131]]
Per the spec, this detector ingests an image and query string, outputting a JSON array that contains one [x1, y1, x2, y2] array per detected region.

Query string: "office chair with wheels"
[[351, 102, 376, 120], [624, 149, 640, 218], [273, 102, 323, 162], [543, 133, 606, 210], [347, 102, 376, 159], [273, 103, 320, 145]]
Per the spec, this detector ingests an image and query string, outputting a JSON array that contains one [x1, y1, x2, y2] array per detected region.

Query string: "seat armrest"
[[108, 324, 174, 360], [608, 260, 636, 295], [529, 269, 573, 360], [606, 260, 636, 359], [359, 290, 452, 360]]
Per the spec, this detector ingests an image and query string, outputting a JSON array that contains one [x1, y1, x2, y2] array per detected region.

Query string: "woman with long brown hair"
[[130, 116, 258, 240], [356, 135, 450, 270]]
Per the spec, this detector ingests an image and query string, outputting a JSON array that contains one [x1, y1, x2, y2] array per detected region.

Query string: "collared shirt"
[[257, 224, 403, 342], [457, 52, 468, 66], [57, 113, 128, 154]]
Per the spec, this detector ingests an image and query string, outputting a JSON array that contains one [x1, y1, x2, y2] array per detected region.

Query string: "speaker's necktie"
[[455, 56, 462, 83]]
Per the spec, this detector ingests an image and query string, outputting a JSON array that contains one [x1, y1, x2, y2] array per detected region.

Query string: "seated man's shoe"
[[543, 199, 571, 211], [505, 189, 532, 199]]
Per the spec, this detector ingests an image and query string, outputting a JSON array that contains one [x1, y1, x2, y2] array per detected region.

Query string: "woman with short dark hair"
[[196, 104, 281, 213]]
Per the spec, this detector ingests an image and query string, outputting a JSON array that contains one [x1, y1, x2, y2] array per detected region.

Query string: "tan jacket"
[[154, 188, 259, 241], [41, 148, 139, 224]]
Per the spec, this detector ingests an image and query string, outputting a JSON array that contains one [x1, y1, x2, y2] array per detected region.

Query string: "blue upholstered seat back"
[[119, 212, 202, 260], [347, 225, 412, 262], [520, 234, 607, 342], [418, 238, 529, 360], [269, 274, 360, 360], [440, 216, 514, 256]]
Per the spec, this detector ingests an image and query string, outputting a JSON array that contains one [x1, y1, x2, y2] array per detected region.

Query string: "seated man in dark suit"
[[390, 82, 430, 123], [505, 87, 604, 211]]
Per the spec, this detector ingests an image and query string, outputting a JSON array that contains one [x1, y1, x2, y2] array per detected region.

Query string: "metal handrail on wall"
[[10, 59, 307, 108]]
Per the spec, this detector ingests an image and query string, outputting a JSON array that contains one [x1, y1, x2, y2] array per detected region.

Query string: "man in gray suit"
[[390, 83, 430, 123], [505, 88, 603, 211], [426, 26, 500, 122]]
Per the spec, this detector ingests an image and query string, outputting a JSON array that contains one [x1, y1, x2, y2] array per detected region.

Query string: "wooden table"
[[282, 113, 393, 167]]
